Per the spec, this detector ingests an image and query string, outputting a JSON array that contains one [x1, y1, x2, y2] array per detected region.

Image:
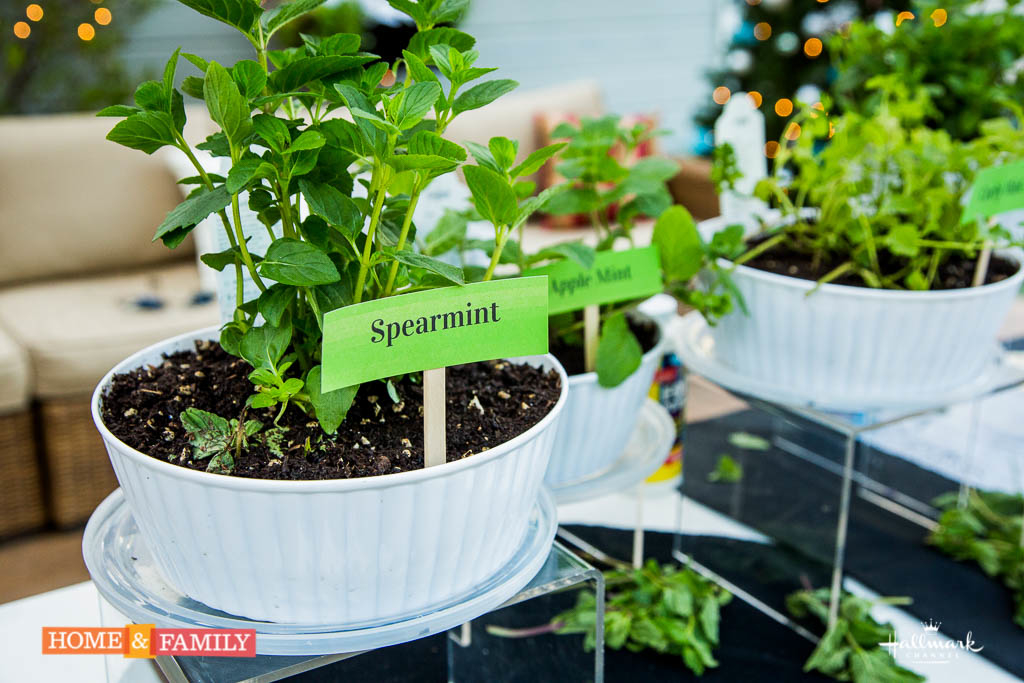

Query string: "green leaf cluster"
[[180, 407, 263, 474], [102, 0, 524, 441], [929, 488, 1024, 627], [832, 0, 1024, 143], [787, 588, 924, 683], [555, 560, 732, 676], [742, 85, 1024, 291]]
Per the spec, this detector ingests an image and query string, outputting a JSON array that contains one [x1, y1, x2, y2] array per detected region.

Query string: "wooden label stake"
[[973, 235, 993, 288], [583, 304, 599, 374], [423, 367, 447, 468]]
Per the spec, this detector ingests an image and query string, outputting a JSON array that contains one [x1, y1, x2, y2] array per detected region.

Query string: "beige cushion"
[[0, 326, 30, 414], [0, 112, 192, 286], [444, 80, 603, 163], [0, 262, 219, 398]]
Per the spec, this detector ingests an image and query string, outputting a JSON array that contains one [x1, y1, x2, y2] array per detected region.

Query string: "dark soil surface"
[[742, 237, 1018, 290], [101, 341, 561, 481], [550, 314, 659, 377]]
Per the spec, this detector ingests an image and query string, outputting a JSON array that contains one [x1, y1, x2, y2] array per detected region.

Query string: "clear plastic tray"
[[83, 487, 557, 655]]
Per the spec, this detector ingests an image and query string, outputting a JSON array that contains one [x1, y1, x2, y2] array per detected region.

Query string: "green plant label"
[[321, 277, 549, 391], [963, 160, 1024, 222], [525, 246, 663, 314]]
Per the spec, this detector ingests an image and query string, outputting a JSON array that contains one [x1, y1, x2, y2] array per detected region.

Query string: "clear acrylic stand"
[[97, 542, 604, 683], [675, 355, 1024, 632]]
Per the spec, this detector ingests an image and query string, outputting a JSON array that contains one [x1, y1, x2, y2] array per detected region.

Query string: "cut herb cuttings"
[[787, 588, 923, 683], [929, 488, 1024, 627], [554, 560, 732, 676]]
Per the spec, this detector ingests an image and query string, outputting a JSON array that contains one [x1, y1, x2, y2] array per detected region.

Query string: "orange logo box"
[[42, 627, 131, 655]]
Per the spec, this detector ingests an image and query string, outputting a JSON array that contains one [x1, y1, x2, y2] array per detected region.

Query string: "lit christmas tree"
[[694, 0, 910, 156]]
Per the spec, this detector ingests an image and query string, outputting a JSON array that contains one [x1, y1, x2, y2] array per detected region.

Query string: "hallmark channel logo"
[[42, 625, 256, 658], [879, 619, 983, 665]]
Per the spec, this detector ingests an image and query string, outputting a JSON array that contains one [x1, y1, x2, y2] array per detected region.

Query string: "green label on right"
[[525, 246, 663, 315], [963, 160, 1024, 222]]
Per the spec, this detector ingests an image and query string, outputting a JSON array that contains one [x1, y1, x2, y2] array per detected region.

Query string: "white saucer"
[[83, 487, 557, 656], [550, 400, 676, 504], [674, 311, 1024, 414]]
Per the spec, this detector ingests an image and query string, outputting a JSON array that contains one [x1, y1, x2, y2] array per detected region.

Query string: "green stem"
[[304, 287, 323, 332], [383, 189, 422, 296], [483, 229, 509, 282], [174, 136, 246, 308], [354, 187, 387, 303], [231, 193, 267, 292], [734, 233, 786, 266]]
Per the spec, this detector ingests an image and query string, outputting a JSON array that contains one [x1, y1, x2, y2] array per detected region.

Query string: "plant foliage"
[[832, 0, 1024, 143], [555, 560, 732, 676], [740, 82, 1024, 291], [103, 0, 556, 439], [787, 588, 924, 683], [929, 488, 1024, 628]]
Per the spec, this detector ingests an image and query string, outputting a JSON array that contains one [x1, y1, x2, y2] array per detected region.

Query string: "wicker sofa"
[[0, 111, 219, 531]]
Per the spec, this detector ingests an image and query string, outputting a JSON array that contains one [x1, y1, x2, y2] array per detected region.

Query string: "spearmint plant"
[[101, 0, 562, 451]]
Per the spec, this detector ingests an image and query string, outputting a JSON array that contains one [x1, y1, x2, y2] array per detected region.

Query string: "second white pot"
[[544, 318, 665, 489], [91, 326, 569, 625]]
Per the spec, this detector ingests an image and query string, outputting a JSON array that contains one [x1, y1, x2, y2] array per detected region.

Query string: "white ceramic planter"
[[91, 326, 568, 624], [708, 248, 1024, 406], [545, 318, 664, 489]]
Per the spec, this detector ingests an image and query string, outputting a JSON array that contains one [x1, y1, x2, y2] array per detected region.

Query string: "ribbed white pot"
[[708, 252, 1024, 405], [544, 318, 664, 488], [91, 327, 568, 625]]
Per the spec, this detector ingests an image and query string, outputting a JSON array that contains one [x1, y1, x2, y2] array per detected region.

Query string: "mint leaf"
[[306, 365, 358, 434], [154, 185, 232, 248], [262, 0, 326, 38], [464, 165, 518, 227], [106, 111, 178, 154], [175, 0, 262, 40], [652, 204, 703, 283], [395, 82, 442, 130], [204, 61, 252, 147], [452, 79, 518, 115], [595, 313, 643, 387], [392, 249, 465, 285], [259, 238, 341, 286], [298, 180, 362, 237]]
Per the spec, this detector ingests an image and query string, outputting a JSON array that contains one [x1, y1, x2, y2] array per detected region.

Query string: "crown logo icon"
[[922, 619, 941, 632]]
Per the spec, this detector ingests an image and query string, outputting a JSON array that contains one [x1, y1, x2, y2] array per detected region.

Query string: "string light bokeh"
[[11, 1, 114, 41], [711, 4, 946, 156]]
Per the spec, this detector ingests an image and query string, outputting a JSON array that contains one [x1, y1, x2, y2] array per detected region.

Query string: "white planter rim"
[[91, 326, 569, 494], [715, 250, 1024, 301], [565, 314, 666, 387]]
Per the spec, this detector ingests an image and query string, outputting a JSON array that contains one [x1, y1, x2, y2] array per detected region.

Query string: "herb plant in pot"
[[702, 84, 1024, 407], [460, 116, 732, 488], [91, 0, 570, 625]]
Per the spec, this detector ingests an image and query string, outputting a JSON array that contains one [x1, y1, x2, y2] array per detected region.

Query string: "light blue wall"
[[460, 0, 717, 154], [124, 0, 718, 153]]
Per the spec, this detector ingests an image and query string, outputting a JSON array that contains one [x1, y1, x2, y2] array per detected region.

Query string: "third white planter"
[[702, 216, 1024, 405]]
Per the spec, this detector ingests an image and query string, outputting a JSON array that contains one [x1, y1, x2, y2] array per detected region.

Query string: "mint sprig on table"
[[554, 559, 732, 676], [929, 489, 1024, 628], [786, 588, 923, 683]]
